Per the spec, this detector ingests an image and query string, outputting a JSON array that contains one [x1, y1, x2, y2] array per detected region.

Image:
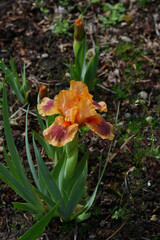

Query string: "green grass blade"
[[12, 202, 39, 213], [3, 144, 21, 183], [18, 202, 59, 240], [33, 186, 56, 210], [0, 60, 24, 103], [35, 107, 46, 132], [3, 85, 31, 187], [0, 163, 42, 209], [10, 57, 21, 89], [33, 130, 55, 161], [25, 108, 40, 189]]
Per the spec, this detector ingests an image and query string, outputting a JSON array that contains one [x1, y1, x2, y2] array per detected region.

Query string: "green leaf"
[[0, 60, 24, 103], [13, 202, 39, 213], [32, 136, 65, 212], [77, 212, 91, 222], [2, 85, 45, 211], [84, 47, 100, 90], [35, 107, 45, 132], [18, 202, 59, 240], [21, 63, 28, 94], [33, 130, 56, 161], [65, 158, 87, 221], [75, 37, 87, 81], [10, 57, 21, 89], [0, 163, 43, 210], [69, 61, 78, 81], [25, 108, 40, 190], [51, 151, 66, 182], [3, 85, 32, 187], [3, 144, 21, 183], [66, 150, 89, 196], [33, 186, 56, 210]]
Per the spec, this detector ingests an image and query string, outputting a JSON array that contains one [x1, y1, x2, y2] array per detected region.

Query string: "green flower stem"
[[64, 133, 79, 182]]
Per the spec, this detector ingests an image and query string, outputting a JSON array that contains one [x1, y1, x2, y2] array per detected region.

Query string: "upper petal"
[[70, 80, 93, 101], [54, 89, 78, 123], [85, 114, 114, 140], [43, 116, 78, 147], [37, 97, 59, 116]]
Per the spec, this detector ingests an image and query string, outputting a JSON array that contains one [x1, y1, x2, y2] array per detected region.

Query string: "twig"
[[109, 134, 135, 162], [97, 84, 117, 94], [74, 221, 78, 240], [106, 215, 130, 240]]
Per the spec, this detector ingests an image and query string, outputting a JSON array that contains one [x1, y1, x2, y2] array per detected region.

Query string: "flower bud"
[[39, 85, 48, 100], [74, 18, 85, 42]]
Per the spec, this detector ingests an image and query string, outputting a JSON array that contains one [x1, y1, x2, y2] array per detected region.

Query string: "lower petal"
[[43, 116, 78, 147], [85, 115, 114, 140]]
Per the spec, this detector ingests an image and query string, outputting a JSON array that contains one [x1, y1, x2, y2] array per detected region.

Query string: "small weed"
[[137, 0, 152, 8], [112, 84, 129, 100], [33, 0, 49, 14], [99, 3, 125, 28], [91, 0, 100, 3], [110, 205, 129, 221], [116, 41, 142, 61], [50, 18, 72, 36]]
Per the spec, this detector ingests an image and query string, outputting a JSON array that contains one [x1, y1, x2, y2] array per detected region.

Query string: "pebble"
[[41, 53, 49, 59], [0, 138, 3, 145], [147, 180, 151, 187], [132, 112, 139, 119], [99, 220, 106, 227], [121, 36, 132, 42], [121, 22, 127, 27], [138, 91, 148, 101], [0, 146, 3, 153], [150, 215, 158, 221], [146, 116, 153, 123], [89, 235, 96, 239], [125, 113, 132, 120]]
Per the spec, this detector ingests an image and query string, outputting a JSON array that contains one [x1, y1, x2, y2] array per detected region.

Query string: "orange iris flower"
[[37, 80, 114, 147]]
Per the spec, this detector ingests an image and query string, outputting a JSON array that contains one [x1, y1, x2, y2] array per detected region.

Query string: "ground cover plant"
[[0, 0, 160, 239]]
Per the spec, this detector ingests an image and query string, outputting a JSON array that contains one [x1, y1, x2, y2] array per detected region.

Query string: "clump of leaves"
[[50, 17, 72, 36], [137, 0, 152, 8], [110, 205, 129, 221], [116, 41, 142, 61], [99, 3, 126, 28]]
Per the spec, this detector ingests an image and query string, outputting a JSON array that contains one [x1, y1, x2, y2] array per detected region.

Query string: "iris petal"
[[43, 116, 79, 147], [54, 90, 78, 122], [37, 97, 59, 116], [75, 98, 97, 125], [85, 115, 114, 140], [92, 100, 108, 112], [70, 80, 93, 101]]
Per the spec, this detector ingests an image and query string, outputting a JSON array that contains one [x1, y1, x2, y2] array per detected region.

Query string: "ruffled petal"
[[70, 80, 93, 101], [92, 100, 108, 112], [75, 98, 97, 125], [37, 97, 59, 116], [43, 116, 78, 147], [54, 90, 78, 122], [85, 115, 114, 140]]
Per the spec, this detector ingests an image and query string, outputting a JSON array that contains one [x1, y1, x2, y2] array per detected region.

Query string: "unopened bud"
[[74, 18, 85, 42], [39, 85, 48, 100]]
